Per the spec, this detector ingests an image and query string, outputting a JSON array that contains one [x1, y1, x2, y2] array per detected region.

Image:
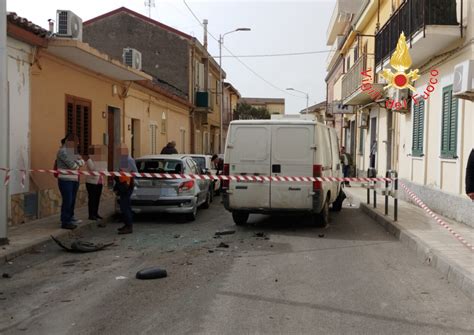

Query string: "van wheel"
[[232, 212, 249, 226], [314, 198, 329, 227], [331, 189, 345, 212]]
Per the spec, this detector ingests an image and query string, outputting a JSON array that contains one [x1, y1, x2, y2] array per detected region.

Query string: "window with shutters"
[[440, 85, 458, 158], [412, 99, 425, 157], [65, 95, 91, 155]]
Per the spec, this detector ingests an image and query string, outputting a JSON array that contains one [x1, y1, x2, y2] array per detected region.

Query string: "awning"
[[47, 39, 152, 81]]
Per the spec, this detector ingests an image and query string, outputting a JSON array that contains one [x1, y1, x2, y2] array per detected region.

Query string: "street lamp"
[[286, 87, 309, 111], [219, 27, 251, 153]]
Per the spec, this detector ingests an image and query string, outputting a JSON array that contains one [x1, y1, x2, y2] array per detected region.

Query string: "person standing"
[[85, 145, 107, 224], [160, 140, 178, 154], [340, 146, 352, 187], [211, 154, 224, 174], [466, 148, 474, 201], [56, 134, 84, 230], [114, 144, 138, 235]]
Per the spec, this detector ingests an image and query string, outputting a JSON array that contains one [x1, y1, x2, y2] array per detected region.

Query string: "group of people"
[[55, 134, 137, 234]]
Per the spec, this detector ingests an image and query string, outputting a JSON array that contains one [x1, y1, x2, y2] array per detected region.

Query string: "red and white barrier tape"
[[0, 167, 392, 184], [400, 181, 474, 252]]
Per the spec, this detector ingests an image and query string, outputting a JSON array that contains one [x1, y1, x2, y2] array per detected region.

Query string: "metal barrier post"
[[393, 171, 398, 221], [367, 169, 371, 204], [368, 168, 377, 208], [385, 171, 389, 215]]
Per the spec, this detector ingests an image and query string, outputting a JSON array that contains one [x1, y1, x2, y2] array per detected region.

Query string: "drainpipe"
[[0, 0, 8, 244]]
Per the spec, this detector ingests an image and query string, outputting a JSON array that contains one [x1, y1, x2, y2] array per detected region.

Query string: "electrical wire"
[[215, 50, 332, 58], [182, 0, 305, 99]]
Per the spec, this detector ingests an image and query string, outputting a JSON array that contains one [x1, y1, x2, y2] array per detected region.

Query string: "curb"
[[360, 203, 474, 299], [1, 211, 117, 265]]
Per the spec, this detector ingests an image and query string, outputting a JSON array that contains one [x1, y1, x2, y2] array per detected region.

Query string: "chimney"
[[48, 19, 54, 33], [203, 19, 208, 50]]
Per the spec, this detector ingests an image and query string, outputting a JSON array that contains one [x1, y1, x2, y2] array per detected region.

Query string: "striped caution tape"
[[400, 181, 474, 252], [0, 167, 393, 184]]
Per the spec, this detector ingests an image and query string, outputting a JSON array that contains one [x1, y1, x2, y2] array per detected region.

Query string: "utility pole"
[[0, 0, 8, 244]]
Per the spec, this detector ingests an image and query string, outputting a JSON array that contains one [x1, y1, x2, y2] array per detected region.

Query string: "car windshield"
[[135, 159, 183, 173], [191, 157, 206, 171]]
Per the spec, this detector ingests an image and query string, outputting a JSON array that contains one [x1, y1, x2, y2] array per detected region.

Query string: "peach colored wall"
[[30, 52, 124, 191]]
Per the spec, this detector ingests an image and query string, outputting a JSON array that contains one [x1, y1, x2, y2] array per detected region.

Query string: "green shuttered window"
[[412, 99, 425, 157], [440, 85, 458, 158]]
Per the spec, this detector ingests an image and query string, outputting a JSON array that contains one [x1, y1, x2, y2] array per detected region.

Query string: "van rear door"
[[227, 125, 271, 209], [270, 124, 314, 209]]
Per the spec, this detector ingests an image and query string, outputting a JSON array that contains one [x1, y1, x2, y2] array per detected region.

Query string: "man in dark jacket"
[[161, 141, 178, 154], [466, 149, 474, 200]]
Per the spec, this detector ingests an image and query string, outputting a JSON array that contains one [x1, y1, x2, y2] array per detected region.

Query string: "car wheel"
[[186, 205, 198, 222], [209, 185, 214, 203], [201, 190, 211, 209], [331, 189, 345, 212], [232, 211, 249, 226], [313, 196, 329, 227]]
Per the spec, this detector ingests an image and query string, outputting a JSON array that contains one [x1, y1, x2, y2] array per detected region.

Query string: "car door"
[[270, 124, 314, 209]]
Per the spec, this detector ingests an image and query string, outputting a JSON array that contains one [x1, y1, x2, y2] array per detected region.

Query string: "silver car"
[[130, 155, 211, 221]]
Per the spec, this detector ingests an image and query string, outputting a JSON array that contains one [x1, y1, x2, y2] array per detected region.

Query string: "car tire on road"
[[331, 189, 345, 212], [232, 211, 249, 226], [201, 191, 211, 209], [313, 196, 329, 227], [186, 205, 198, 222]]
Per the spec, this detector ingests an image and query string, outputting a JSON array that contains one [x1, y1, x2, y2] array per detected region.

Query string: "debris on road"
[[217, 242, 230, 248], [51, 236, 114, 253], [173, 234, 181, 239], [254, 232, 266, 238], [2, 273, 12, 279], [318, 234, 325, 238], [115, 276, 128, 280], [136, 267, 168, 280], [208, 250, 215, 253], [214, 230, 236, 236]]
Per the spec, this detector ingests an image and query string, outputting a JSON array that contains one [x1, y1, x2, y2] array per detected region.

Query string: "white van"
[[222, 119, 345, 226]]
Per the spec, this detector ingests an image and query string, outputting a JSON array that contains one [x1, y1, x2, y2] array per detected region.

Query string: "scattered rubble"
[[136, 267, 167, 280], [51, 236, 114, 253], [214, 230, 236, 236], [217, 242, 230, 248]]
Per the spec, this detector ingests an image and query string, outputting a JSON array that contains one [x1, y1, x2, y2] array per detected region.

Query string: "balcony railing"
[[375, 0, 458, 67], [342, 54, 368, 100]]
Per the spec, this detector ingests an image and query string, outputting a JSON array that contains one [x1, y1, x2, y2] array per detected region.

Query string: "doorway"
[[107, 106, 120, 183], [370, 117, 377, 168]]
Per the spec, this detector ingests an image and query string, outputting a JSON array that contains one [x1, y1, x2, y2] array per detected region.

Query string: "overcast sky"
[[7, 0, 336, 114]]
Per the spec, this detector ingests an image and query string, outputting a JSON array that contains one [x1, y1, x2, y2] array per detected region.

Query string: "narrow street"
[[1, 198, 472, 335]]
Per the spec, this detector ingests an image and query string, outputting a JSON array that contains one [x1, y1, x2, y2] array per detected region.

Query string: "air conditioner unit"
[[122, 48, 142, 71], [453, 60, 474, 100], [56, 10, 83, 40]]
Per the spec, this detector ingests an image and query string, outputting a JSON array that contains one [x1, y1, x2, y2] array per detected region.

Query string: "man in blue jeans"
[[114, 145, 138, 235], [56, 134, 84, 229]]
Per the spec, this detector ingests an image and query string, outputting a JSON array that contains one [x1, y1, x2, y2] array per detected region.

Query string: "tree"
[[233, 102, 270, 120]]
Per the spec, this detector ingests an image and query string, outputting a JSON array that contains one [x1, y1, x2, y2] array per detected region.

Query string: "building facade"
[[239, 97, 285, 115], [326, 0, 473, 225]]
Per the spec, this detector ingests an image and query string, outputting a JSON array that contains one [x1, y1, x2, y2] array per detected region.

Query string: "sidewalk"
[[344, 185, 474, 299], [0, 199, 116, 264]]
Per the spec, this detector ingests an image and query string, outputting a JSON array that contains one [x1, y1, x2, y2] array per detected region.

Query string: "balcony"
[[326, 35, 345, 71], [342, 54, 384, 105], [327, 0, 366, 45], [375, 0, 460, 69], [195, 91, 212, 113]]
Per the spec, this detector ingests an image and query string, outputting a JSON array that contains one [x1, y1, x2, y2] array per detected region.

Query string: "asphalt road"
[[0, 196, 472, 335]]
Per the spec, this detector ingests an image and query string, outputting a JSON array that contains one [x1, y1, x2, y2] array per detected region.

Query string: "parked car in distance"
[[190, 154, 221, 198], [129, 155, 211, 221]]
